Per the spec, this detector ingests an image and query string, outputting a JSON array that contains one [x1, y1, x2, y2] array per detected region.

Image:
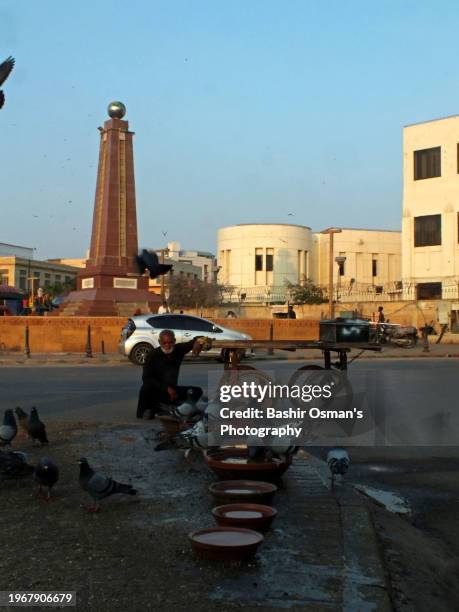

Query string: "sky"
[[2, 1, 459, 260]]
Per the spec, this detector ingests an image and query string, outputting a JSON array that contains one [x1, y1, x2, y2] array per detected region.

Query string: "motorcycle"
[[374, 322, 418, 348]]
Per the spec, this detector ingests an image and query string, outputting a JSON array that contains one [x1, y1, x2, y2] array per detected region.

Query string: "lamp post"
[[159, 248, 169, 300], [321, 228, 342, 319], [335, 256, 346, 305]]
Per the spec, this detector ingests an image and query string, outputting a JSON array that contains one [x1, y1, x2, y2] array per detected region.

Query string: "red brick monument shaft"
[[56, 102, 159, 315]]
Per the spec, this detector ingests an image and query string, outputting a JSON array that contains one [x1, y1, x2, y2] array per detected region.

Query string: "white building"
[[402, 114, 459, 302], [217, 224, 401, 303], [160, 242, 217, 283], [0, 242, 34, 259], [218, 224, 313, 302]]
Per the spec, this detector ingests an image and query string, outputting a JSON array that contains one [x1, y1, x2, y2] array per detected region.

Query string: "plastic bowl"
[[189, 527, 264, 561], [208, 480, 277, 504], [212, 503, 277, 532]]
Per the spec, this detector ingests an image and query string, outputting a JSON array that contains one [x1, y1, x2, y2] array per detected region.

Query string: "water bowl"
[[189, 527, 264, 561], [205, 447, 291, 482], [208, 480, 277, 504], [212, 503, 277, 532]]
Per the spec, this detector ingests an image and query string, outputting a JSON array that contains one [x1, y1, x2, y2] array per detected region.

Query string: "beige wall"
[[402, 115, 459, 298], [312, 228, 402, 296]]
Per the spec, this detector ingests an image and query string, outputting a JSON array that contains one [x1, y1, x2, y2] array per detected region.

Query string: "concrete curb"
[[305, 454, 392, 611], [1, 351, 459, 365]]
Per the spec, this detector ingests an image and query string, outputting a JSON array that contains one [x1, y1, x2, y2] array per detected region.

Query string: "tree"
[[167, 276, 228, 310], [285, 277, 328, 305], [45, 278, 76, 298]]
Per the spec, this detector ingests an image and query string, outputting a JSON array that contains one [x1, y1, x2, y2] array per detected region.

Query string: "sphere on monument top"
[[107, 101, 126, 119]]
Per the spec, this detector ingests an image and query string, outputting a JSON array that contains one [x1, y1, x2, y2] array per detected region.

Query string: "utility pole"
[[320, 228, 342, 319]]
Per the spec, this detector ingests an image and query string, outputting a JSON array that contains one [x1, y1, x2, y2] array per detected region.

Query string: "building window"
[[255, 252, 263, 271], [414, 214, 441, 247], [65, 276, 71, 283], [414, 146, 441, 180], [417, 282, 442, 300], [266, 253, 273, 272], [55, 275, 61, 282], [372, 259, 377, 277], [338, 260, 345, 276], [0, 269, 8, 285]]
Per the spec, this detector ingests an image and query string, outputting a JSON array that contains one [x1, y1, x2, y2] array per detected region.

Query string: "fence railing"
[[221, 280, 459, 304]]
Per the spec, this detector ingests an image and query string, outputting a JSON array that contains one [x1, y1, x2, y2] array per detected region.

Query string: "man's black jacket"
[[141, 339, 197, 391]]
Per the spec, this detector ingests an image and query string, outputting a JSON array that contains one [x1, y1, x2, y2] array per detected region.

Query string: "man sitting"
[[136, 329, 203, 419]]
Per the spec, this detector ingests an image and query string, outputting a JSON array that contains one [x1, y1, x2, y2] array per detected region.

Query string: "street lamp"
[[335, 256, 346, 304], [321, 227, 342, 319]]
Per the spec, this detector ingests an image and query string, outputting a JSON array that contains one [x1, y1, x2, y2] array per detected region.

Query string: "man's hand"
[[167, 386, 178, 401], [192, 336, 213, 355], [192, 340, 203, 357]]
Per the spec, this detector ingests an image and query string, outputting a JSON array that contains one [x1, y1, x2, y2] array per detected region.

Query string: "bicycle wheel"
[[287, 364, 354, 412]]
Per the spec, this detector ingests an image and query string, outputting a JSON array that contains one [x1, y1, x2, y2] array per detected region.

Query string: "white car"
[[119, 313, 251, 365]]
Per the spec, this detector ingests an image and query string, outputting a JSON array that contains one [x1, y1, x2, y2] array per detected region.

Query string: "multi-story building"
[[164, 242, 217, 283], [402, 114, 459, 302], [0, 245, 79, 293]]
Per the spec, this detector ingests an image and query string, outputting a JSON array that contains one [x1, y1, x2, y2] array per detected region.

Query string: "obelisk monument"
[[57, 102, 160, 315]]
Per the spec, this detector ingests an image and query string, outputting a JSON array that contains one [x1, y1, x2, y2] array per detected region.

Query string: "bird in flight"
[[161, 230, 168, 237], [0, 56, 15, 109]]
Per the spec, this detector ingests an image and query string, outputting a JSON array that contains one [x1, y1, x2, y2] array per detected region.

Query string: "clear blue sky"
[[2, 1, 459, 259]]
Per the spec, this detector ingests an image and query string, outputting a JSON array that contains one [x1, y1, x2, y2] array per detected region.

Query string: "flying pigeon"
[[27, 407, 48, 446], [0, 409, 17, 447], [134, 249, 172, 279], [327, 447, 350, 488], [14, 407, 29, 437], [0, 450, 33, 480], [0, 56, 15, 109], [34, 457, 59, 500], [78, 457, 137, 512]]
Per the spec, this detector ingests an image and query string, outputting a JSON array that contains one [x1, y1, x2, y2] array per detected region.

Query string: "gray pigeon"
[[78, 457, 137, 512], [34, 457, 59, 500], [0, 56, 15, 109], [0, 409, 17, 447], [0, 450, 33, 480], [27, 407, 48, 446]]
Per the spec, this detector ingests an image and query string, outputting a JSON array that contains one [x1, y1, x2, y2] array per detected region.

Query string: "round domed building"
[[217, 223, 312, 301]]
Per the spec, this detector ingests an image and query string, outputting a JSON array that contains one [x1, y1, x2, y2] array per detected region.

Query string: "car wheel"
[[129, 343, 153, 366]]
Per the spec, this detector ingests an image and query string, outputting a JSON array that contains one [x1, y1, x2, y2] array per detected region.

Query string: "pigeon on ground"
[[327, 448, 350, 488], [134, 249, 172, 279], [171, 389, 201, 419], [27, 407, 48, 446], [34, 457, 59, 500], [0, 450, 33, 480], [0, 56, 15, 109], [78, 457, 137, 512], [0, 409, 17, 447], [176, 419, 209, 450], [14, 407, 29, 437]]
